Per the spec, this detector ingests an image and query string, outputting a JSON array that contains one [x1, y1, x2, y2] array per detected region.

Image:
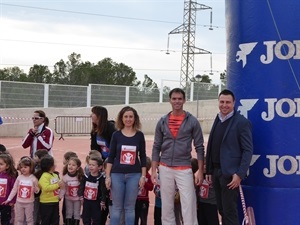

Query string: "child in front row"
[[62, 151, 78, 225], [3, 156, 40, 225], [60, 157, 84, 225], [135, 156, 154, 225], [33, 149, 49, 225], [0, 153, 18, 225], [38, 155, 64, 225], [191, 157, 219, 225], [78, 156, 108, 225]]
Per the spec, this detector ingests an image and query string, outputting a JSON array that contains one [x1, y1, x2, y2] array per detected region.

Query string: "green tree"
[[52, 59, 68, 84], [67, 52, 83, 85], [0, 67, 27, 81], [94, 58, 140, 86], [28, 64, 52, 83], [71, 61, 94, 86]]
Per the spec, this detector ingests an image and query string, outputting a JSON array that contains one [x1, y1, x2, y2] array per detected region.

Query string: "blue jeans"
[[110, 172, 141, 225]]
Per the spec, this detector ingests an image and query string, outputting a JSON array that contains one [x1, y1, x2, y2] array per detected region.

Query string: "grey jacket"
[[152, 111, 204, 166]]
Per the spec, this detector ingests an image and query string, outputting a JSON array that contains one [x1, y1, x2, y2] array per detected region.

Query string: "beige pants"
[[15, 201, 34, 225]]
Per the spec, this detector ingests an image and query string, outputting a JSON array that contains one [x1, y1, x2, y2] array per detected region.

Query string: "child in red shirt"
[[135, 156, 154, 225]]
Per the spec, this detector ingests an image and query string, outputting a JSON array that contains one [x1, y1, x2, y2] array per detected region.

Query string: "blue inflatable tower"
[[226, 1, 300, 224]]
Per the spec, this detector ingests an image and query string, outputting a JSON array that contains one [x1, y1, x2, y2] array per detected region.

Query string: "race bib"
[[84, 181, 98, 200], [50, 177, 59, 196], [120, 145, 136, 165], [0, 178, 7, 197], [199, 180, 209, 199], [138, 187, 147, 197], [68, 181, 79, 197], [96, 137, 110, 155], [18, 180, 33, 199]]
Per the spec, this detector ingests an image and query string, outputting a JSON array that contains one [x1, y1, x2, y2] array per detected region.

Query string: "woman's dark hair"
[[116, 106, 141, 130], [34, 110, 49, 126], [18, 156, 35, 174], [62, 157, 84, 182], [34, 110, 46, 118], [91, 106, 109, 138], [44, 117, 49, 126]]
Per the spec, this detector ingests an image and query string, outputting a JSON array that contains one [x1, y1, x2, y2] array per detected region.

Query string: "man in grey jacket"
[[151, 88, 204, 225]]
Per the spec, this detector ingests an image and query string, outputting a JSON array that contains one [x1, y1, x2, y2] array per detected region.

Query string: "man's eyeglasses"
[[32, 117, 43, 120]]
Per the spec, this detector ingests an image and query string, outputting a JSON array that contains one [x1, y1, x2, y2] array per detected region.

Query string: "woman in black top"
[[90, 106, 116, 159]]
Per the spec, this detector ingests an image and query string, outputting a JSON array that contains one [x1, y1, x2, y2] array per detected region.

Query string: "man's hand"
[[227, 173, 241, 189], [151, 171, 158, 185], [206, 174, 212, 184], [195, 171, 204, 186]]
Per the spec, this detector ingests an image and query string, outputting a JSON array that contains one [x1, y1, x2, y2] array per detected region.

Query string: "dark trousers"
[[154, 206, 162, 225], [100, 202, 109, 225], [0, 205, 11, 225], [213, 168, 239, 225], [197, 202, 219, 225], [40, 202, 59, 225], [82, 200, 101, 225], [62, 198, 66, 224], [135, 199, 149, 225]]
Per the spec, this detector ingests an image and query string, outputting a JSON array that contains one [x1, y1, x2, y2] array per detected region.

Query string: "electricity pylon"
[[167, 0, 212, 89]]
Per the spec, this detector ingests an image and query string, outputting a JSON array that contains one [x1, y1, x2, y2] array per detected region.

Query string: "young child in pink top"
[[3, 156, 39, 225], [0, 153, 18, 225], [59, 157, 84, 225]]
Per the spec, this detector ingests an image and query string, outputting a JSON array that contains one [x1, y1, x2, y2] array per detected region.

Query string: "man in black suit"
[[206, 89, 253, 225]]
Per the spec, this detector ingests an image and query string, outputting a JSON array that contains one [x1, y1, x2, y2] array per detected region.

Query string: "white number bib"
[[120, 145, 136, 165]]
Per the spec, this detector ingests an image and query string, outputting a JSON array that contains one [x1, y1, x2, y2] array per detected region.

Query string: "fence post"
[[159, 80, 163, 103], [125, 86, 129, 105], [87, 84, 91, 107], [218, 79, 222, 94], [190, 82, 195, 101], [44, 84, 49, 108]]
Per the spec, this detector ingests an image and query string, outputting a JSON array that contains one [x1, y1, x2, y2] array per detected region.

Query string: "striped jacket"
[[22, 124, 54, 157]]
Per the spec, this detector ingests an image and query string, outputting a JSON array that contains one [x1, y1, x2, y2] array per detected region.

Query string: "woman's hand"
[[105, 176, 111, 190], [139, 176, 146, 189]]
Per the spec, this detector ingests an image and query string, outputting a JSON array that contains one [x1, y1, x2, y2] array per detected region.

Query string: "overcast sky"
[[0, 0, 226, 86]]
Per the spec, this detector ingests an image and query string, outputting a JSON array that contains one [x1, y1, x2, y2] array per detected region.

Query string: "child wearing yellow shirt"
[[38, 155, 64, 225]]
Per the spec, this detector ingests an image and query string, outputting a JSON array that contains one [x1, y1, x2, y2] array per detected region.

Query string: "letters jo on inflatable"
[[225, 1, 300, 225]]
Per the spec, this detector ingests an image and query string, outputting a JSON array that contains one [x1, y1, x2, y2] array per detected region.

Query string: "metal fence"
[[0, 80, 225, 108], [55, 116, 92, 140]]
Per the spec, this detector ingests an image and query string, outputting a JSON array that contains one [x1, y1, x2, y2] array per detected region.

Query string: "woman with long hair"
[[105, 106, 147, 225], [90, 106, 116, 159]]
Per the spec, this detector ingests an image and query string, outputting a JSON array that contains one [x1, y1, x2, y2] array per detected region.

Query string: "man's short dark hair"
[[219, 89, 235, 101], [169, 88, 186, 99]]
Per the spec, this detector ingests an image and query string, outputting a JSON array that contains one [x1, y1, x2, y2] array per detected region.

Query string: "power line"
[[0, 38, 225, 55], [0, 38, 179, 52], [0, 3, 224, 28]]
